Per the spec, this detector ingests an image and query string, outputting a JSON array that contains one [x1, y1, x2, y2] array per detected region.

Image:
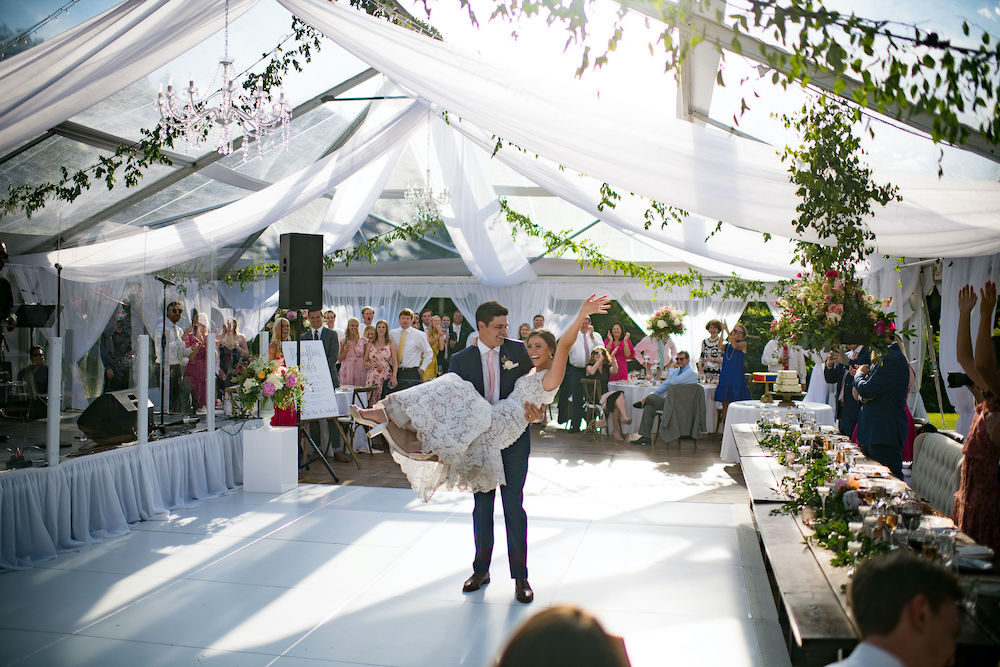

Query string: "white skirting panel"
[[0, 423, 252, 571]]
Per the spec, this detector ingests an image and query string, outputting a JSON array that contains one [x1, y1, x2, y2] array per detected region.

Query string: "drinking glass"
[[848, 521, 863, 538], [817, 485, 831, 514], [936, 529, 957, 569], [892, 527, 909, 549]]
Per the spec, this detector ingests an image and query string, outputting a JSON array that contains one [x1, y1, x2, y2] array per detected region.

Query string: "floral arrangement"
[[231, 356, 306, 418], [646, 305, 686, 340], [769, 269, 908, 357]]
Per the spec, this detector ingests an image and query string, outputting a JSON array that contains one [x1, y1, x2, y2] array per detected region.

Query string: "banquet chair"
[[580, 378, 607, 440], [653, 384, 706, 447], [349, 385, 378, 456]]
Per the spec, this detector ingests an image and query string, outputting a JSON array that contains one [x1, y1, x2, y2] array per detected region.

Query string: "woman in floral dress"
[[364, 319, 397, 403]]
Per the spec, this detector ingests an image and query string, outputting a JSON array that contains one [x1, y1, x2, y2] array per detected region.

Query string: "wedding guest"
[[604, 323, 633, 382], [518, 323, 531, 341], [452, 309, 474, 348], [389, 308, 432, 392], [362, 324, 377, 347], [160, 301, 192, 414], [697, 319, 724, 384], [854, 333, 909, 478], [361, 306, 375, 328], [217, 318, 249, 395], [364, 319, 397, 402], [183, 312, 209, 411], [825, 344, 870, 437], [532, 314, 545, 330], [952, 282, 1000, 553], [419, 307, 434, 332], [713, 322, 750, 426], [18, 345, 48, 398], [585, 347, 631, 440], [761, 338, 808, 388], [496, 605, 631, 667], [630, 350, 698, 446], [268, 317, 297, 428], [323, 310, 341, 340], [558, 314, 603, 433], [423, 314, 443, 381], [826, 551, 962, 667], [437, 314, 457, 374], [338, 317, 367, 386]]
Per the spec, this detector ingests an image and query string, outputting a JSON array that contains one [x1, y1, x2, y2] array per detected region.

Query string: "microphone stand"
[[153, 276, 174, 431]]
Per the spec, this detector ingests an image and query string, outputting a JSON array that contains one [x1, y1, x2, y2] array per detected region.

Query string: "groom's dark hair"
[[476, 301, 508, 329]]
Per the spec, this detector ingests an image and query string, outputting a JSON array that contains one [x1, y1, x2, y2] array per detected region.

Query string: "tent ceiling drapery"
[[1, 0, 999, 292]]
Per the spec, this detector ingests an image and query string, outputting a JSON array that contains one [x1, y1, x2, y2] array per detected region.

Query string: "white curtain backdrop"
[[0, 0, 259, 156]]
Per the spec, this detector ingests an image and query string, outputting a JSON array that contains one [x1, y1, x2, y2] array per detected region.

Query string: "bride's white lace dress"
[[382, 370, 557, 501]]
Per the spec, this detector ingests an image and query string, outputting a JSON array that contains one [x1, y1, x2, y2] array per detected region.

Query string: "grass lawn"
[[927, 413, 959, 431]]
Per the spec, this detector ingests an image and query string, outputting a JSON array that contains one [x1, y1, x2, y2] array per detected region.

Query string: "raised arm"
[[974, 281, 1000, 395], [542, 295, 611, 391], [956, 284, 986, 391]]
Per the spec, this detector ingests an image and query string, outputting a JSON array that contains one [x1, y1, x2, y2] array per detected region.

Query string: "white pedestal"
[[242, 426, 298, 493]]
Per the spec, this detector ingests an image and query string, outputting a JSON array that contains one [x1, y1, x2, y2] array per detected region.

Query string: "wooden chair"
[[343, 385, 378, 457], [580, 378, 607, 440]]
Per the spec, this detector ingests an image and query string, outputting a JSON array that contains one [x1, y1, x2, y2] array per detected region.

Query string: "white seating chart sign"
[[282, 341, 338, 420]]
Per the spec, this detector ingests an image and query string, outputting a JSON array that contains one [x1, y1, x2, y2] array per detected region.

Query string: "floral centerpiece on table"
[[231, 356, 306, 418], [769, 269, 909, 358], [646, 305, 686, 340]]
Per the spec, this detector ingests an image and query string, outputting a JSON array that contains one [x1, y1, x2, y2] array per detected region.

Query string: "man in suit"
[[452, 309, 474, 348], [302, 309, 345, 462], [630, 350, 698, 445], [824, 344, 870, 438], [437, 314, 457, 374], [854, 339, 909, 478], [450, 300, 544, 604]]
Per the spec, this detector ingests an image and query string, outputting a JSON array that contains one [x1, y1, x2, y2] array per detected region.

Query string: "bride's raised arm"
[[541, 294, 610, 392]]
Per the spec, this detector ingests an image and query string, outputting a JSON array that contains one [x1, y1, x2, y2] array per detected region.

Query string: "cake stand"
[[773, 390, 805, 407]]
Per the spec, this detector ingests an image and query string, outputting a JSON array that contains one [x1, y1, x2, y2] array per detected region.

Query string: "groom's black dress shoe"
[[463, 572, 490, 592], [515, 578, 534, 604]]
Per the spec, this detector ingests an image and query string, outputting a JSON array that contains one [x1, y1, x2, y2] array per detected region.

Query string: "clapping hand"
[[958, 284, 977, 315]]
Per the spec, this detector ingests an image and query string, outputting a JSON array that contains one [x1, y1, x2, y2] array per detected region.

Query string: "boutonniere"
[[500, 354, 519, 370]]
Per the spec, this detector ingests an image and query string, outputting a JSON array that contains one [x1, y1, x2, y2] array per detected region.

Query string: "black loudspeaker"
[[279, 233, 323, 310], [77, 389, 154, 446]]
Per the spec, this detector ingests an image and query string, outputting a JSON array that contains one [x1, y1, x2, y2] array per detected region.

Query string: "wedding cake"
[[773, 370, 802, 393], [752, 372, 778, 384]]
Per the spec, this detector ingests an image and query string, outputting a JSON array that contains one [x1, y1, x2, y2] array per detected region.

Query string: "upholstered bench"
[[909, 432, 965, 517]]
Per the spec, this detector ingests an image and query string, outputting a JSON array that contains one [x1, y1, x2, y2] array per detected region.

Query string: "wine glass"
[[817, 485, 831, 515], [848, 521, 863, 539], [847, 539, 863, 576]]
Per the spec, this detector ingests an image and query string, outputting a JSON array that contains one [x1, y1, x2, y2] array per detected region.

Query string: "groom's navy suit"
[[449, 338, 532, 579]]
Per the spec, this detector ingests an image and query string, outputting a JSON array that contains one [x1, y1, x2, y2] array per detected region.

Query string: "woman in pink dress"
[[604, 322, 634, 382], [268, 317, 297, 427], [364, 319, 397, 403], [184, 312, 210, 411], [338, 317, 367, 386]]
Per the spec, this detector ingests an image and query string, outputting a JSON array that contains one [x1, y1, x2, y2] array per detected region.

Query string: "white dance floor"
[[0, 457, 790, 666]]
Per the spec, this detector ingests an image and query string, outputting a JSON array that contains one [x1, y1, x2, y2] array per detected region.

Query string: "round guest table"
[[608, 380, 720, 434], [719, 399, 835, 462]]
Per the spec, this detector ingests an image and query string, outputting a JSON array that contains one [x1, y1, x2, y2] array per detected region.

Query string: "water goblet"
[[847, 540, 863, 576], [848, 521, 863, 539], [817, 485, 831, 515]]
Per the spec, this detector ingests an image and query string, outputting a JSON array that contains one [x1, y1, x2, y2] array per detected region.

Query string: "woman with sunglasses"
[[713, 322, 750, 425]]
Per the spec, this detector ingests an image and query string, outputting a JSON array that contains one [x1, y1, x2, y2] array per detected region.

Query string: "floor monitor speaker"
[[279, 233, 323, 310], [77, 389, 153, 446]]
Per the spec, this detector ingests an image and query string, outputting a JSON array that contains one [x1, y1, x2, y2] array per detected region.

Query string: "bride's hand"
[[523, 402, 546, 423], [579, 294, 611, 318]]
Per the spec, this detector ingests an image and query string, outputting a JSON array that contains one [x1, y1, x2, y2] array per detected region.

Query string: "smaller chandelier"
[[155, 0, 291, 159], [404, 167, 450, 224]]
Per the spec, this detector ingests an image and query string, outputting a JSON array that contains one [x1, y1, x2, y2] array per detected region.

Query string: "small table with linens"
[[608, 380, 720, 434]]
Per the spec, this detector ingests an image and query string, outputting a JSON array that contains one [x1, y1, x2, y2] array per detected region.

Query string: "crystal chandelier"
[[155, 0, 291, 159], [404, 114, 450, 223]]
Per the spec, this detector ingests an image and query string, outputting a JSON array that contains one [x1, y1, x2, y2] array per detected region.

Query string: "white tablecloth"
[[608, 381, 720, 433], [719, 400, 836, 462]]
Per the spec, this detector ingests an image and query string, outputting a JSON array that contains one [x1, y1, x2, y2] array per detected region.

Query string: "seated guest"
[[585, 347, 630, 440], [629, 350, 697, 446], [824, 344, 870, 437], [761, 338, 808, 388], [826, 551, 962, 667], [952, 282, 1000, 554], [854, 335, 909, 478], [18, 345, 48, 398], [496, 605, 631, 667]]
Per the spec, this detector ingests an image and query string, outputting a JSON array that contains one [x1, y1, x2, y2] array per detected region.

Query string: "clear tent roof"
[[1, 0, 997, 278]]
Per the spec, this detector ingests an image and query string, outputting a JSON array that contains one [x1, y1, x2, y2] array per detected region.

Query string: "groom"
[[449, 300, 544, 603]]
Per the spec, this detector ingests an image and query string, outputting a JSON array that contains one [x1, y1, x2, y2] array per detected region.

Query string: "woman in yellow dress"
[[423, 314, 442, 381]]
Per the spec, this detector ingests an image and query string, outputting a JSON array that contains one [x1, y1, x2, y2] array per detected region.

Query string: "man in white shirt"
[[154, 301, 192, 414], [762, 338, 808, 387], [630, 351, 699, 445], [452, 309, 473, 348], [557, 314, 603, 432], [826, 551, 963, 667], [532, 314, 545, 330], [389, 308, 432, 392]]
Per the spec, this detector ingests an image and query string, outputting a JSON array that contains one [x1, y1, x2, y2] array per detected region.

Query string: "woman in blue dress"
[[714, 322, 750, 425]]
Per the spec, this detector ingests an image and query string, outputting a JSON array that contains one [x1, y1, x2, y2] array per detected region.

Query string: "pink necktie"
[[583, 335, 590, 359], [487, 349, 498, 404]]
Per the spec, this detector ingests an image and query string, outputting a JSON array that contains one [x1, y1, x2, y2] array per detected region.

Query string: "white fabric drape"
[[0, 0, 259, 156], [14, 100, 425, 281], [616, 292, 746, 361], [281, 0, 1000, 258], [940, 255, 1000, 434]]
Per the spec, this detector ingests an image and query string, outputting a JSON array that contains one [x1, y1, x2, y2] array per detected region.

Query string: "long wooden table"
[[732, 423, 1000, 666]]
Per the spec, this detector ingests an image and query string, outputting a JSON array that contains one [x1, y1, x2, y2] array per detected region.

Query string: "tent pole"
[[922, 292, 947, 428]]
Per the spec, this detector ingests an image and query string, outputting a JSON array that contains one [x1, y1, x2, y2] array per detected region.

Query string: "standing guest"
[[952, 282, 1000, 553], [361, 306, 375, 328], [438, 314, 457, 374], [518, 323, 531, 341], [362, 324, 377, 347], [323, 310, 340, 339], [825, 344, 870, 437], [160, 301, 192, 414], [338, 317, 367, 386], [825, 551, 962, 667], [697, 319, 724, 384], [532, 314, 545, 330], [761, 338, 808, 388], [423, 315, 443, 381], [365, 319, 397, 402], [630, 351, 698, 446], [390, 308, 432, 392], [419, 307, 434, 332], [604, 323, 633, 382], [183, 312, 209, 411], [559, 314, 603, 432], [303, 309, 345, 462], [218, 318, 249, 395], [713, 322, 750, 425], [584, 347, 630, 440], [268, 317, 297, 427], [452, 309, 474, 348], [854, 335, 909, 478], [101, 313, 133, 392]]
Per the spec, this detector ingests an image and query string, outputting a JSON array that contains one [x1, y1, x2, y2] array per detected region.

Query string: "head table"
[[720, 399, 835, 462], [608, 380, 720, 435]]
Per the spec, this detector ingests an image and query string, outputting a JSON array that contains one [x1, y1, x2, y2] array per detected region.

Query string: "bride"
[[352, 295, 610, 501]]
